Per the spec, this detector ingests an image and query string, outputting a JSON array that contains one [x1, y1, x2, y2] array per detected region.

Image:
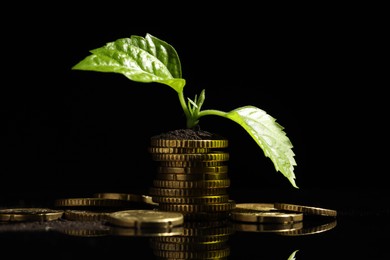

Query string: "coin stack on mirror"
[[148, 133, 236, 220], [150, 220, 234, 259]]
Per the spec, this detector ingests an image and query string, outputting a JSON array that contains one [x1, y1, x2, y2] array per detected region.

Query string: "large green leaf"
[[72, 34, 185, 93], [226, 106, 298, 188]]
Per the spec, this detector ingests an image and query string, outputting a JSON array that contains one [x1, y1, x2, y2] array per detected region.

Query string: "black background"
[[1, 3, 386, 205]]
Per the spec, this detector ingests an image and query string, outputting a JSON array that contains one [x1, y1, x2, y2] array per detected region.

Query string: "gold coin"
[[158, 200, 236, 213], [0, 208, 64, 222], [155, 172, 228, 181], [57, 228, 110, 237], [54, 198, 135, 208], [152, 179, 230, 189], [274, 203, 337, 217], [234, 221, 303, 233], [231, 209, 303, 223], [93, 192, 143, 202], [149, 187, 228, 197], [150, 139, 228, 148], [148, 147, 211, 154], [152, 195, 230, 204], [158, 165, 228, 174], [106, 209, 184, 229], [151, 152, 229, 162], [235, 203, 278, 212], [63, 210, 111, 221]]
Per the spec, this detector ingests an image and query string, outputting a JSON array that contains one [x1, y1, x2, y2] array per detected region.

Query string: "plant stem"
[[198, 109, 228, 118]]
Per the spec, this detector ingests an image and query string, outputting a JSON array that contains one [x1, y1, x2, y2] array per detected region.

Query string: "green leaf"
[[226, 106, 298, 188], [288, 250, 299, 260], [72, 34, 185, 93]]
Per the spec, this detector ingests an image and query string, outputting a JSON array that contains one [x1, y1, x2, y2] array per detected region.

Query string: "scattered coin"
[[106, 209, 184, 229], [274, 203, 337, 217], [0, 208, 64, 222], [54, 198, 136, 208], [231, 208, 303, 223], [235, 203, 278, 212], [233, 221, 303, 233], [62, 210, 111, 221]]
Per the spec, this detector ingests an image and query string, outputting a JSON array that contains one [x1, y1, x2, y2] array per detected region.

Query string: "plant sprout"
[[72, 33, 298, 188]]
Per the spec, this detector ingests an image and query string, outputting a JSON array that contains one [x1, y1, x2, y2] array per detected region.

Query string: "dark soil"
[[151, 128, 226, 140]]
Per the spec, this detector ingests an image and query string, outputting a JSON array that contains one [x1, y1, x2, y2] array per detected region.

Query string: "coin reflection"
[[149, 220, 234, 259]]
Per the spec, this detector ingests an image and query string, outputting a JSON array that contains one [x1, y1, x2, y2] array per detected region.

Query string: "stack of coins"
[[148, 136, 236, 220]]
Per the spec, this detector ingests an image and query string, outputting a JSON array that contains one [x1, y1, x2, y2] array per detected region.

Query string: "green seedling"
[[72, 33, 298, 188]]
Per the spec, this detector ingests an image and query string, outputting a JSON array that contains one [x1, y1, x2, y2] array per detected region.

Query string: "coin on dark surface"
[[54, 198, 136, 208], [231, 208, 303, 223], [106, 209, 184, 229], [234, 221, 303, 233], [0, 208, 64, 222], [235, 203, 278, 212], [274, 203, 337, 217], [93, 192, 144, 202], [62, 210, 111, 221]]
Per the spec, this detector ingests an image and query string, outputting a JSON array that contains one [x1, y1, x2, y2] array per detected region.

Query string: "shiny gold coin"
[[152, 195, 230, 204], [150, 139, 228, 148], [0, 208, 64, 222], [54, 198, 135, 208], [63, 210, 111, 221], [235, 203, 278, 212], [106, 209, 184, 229], [93, 192, 158, 207], [274, 203, 337, 217], [141, 195, 159, 207], [158, 200, 236, 213], [231, 209, 303, 223], [148, 147, 211, 154], [149, 187, 228, 197], [155, 172, 228, 181], [152, 179, 230, 189], [160, 160, 224, 167], [152, 152, 229, 162], [57, 228, 110, 237], [158, 165, 228, 174], [234, 221, 303, 233], [93, 192, 144, 202]]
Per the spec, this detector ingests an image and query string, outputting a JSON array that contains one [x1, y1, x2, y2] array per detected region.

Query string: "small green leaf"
[[226, 106, 298, 188], [288, 250, 299, 260], [72, 34, 185, 93]]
